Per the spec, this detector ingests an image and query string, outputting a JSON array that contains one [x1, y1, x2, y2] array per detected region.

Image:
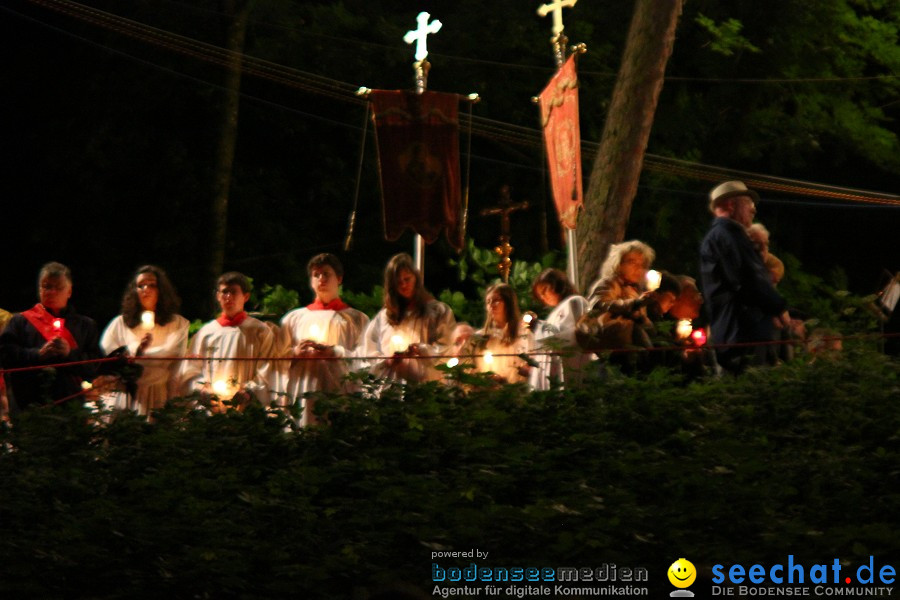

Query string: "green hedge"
[[1, 350, 899, 598]]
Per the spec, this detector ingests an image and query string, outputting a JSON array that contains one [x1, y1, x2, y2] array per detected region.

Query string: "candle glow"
[[308, 324, 323, 343], [52, 318, 62, 331], [691, 329, 708, 346], [212, 380, 230, 396], [446, 357, 459, 368], [483, 351, 494, 365], [676, 319, 693, 339], [645, 270, 662, 291], [522, 313, 533, 324], [141, 311, 155, 331], [390, 334, 407, 353]]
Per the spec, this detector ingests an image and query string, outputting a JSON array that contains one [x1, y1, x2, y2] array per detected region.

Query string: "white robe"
[[475, 327, 535, 385], [274, 306, 369, 423], [360, 301, 455, 382], [532, 295, 592, 388], [99, 314, 189, 414], [179, 317, 276, 403]]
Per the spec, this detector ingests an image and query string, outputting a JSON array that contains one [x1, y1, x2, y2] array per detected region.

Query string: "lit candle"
[[390, 334, 407, 353], [483, 351, 494, 365], [522, 313, 533, 324], [691, 329, 707, 346], [308, 324, 323, 343], [676, 319, 693, 339], [645, 270, 661, 292], [81, 380, 93, 390], [446, 357, 459, 368], [212, 380, 230, 396], [141, 311, 155, 331], [52, 318, 63, 333]]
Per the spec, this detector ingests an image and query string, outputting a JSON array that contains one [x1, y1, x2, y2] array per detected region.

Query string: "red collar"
[[216, 311, 248, 327], [307, 297, 349, 311]]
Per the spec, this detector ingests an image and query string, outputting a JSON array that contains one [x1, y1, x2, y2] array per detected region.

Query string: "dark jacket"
[[0, 305, 100, 411], [700, 217, 786, 351]]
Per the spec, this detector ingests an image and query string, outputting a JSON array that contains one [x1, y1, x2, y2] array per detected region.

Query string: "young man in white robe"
[[179, 272, 275, 412], [273, 253, 369, 425]]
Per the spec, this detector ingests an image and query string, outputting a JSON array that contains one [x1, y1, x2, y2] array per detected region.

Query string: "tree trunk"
[[209, 0, 252, 294], [576, 0, 682, 291]]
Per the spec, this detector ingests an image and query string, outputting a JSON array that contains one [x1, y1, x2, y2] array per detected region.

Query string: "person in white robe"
[[179, 272, 275, 411], [456, 283, 534, 385], [531, 268, 591, 388], [359, 253, 455, 383], [100, 265, 189, 415], [273, 253, 369, 425]]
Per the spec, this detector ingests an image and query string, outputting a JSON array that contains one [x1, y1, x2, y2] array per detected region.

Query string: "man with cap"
[[700, 181, 788, 373]]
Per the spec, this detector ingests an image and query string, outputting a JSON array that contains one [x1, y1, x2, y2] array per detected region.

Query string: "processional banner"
[[369, 90, 463, 251], [539, 54, 583, 230]]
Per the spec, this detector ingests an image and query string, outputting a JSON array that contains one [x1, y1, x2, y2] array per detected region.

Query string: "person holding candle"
[[458, 283, 533, 385], [530, 268, 590, 388], [99, 265, 189, 415], [274, 254, 369, 425], [179, 271, 276, 411], [0, 262, 101, 412], [360, 253, 455, 382], [578, 240, 659, 359], [700, 181, 788, 374]]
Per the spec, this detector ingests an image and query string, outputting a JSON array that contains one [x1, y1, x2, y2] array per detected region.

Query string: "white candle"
[[483, 351, 494, 365], [141, 311, 155, 331], [676, 319, 693, 339], [646, 270, 661, 291], [446, 357, 459, 368]]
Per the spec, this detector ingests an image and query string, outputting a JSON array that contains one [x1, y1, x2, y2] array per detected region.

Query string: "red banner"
[[369, 90, 463, 251], [539, 54, 583, 230]]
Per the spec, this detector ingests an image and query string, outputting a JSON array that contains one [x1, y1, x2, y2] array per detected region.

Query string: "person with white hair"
[[700, 181, 788, 373], [578, 240, 658, 358]]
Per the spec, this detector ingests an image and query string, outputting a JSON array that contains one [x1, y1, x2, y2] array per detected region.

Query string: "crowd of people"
[[0, 181, 813, 421]]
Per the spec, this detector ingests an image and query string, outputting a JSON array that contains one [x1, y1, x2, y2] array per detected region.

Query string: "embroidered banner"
[[539, 54, 583, 230], [369, 90, 463, 251]]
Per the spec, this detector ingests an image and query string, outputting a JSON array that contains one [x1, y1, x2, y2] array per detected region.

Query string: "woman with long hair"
[[100, 265, 189, 414], [360, 253, 455, 382], [458, 283, 533, 385]]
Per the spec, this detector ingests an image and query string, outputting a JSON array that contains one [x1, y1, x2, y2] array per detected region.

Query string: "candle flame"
[[81, 381, 93, 390], [309, 324, 323, 343], [483, 351, 494, 365], [676, 319, 693, 339], [522, 313, 533, 324], [52, 319, 62, 330], [141, 311, 155, 331], [691, 329, 707, 346], [212, 380, 230, 396], [646, 270, 662, 292], [390, 334, 406, 353], [446, 357, 459, 368]]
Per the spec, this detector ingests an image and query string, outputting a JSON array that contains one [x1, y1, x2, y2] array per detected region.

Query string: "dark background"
[[1, 0, 898, 325]]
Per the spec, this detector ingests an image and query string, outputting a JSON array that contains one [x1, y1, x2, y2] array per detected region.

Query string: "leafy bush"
[[2, 350, 899, 598]]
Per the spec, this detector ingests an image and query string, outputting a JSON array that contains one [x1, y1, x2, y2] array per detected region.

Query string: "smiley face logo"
[[668, 558, 696, 588]]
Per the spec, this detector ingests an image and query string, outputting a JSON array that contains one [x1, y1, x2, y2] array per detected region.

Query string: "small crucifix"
[[404, 11, 442, 62], [480, 185, 530, 283], [537, 0, 577, 36]]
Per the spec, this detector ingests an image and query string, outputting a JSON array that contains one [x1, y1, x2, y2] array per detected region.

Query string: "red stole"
[[21, 304, 79, 349], [216, 311, 248, 327], [307, 297, 350, 312]]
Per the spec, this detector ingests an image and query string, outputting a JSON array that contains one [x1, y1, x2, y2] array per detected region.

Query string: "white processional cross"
[[404, 11, 442, 61], [537, 0, 578, 35]]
